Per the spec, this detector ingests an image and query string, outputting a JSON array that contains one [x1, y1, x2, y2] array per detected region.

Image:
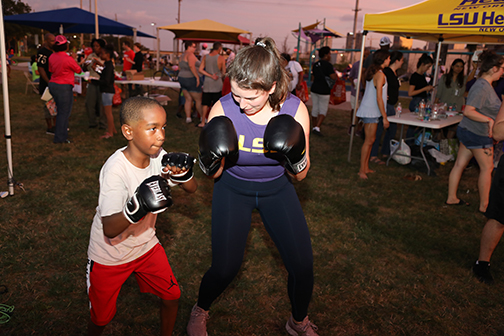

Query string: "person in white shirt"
[[281, 53, 304, 95]]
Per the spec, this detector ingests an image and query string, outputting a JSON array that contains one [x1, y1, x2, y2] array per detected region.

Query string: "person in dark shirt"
[[406, 54, 434, 143], [97, 45, 117, 139], [37, 33, 56, 134], [370, 51, 404, 164], [310, 46, 337, 136], [132, 43, 143, 73]]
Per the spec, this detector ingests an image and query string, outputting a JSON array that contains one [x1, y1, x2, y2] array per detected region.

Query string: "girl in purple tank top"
[[188, 37, 319, 336]]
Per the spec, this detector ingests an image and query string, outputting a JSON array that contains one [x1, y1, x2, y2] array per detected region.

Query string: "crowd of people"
[[13, 33, 504, 334]]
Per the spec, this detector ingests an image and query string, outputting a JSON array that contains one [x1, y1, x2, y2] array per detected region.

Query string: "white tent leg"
[[0, 0, 15, 196], [348, 31, 367, 162], [431, 39, 443, 106]]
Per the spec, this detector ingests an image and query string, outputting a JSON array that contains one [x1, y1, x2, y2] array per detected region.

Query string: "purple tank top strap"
[[279, 93, 301, 117]]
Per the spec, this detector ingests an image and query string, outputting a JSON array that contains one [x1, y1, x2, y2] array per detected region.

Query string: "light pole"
[[151, 22, 156, 50], [350, 0, 360, 63], [139, 25, 142, 44]]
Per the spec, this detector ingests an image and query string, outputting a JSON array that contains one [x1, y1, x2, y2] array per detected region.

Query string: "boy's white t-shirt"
[[87, 147, 176, 266]]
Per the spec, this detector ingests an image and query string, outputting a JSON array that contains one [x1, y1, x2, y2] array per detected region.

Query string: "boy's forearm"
[[179, 178, 197, 193], [102, 212, 131, 238]]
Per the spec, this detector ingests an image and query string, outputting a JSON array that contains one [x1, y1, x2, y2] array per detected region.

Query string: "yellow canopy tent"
[[348, 0, 504, 161]]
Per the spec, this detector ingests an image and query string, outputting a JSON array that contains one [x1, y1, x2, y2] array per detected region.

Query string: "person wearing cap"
[[48, 35, 82, 144], [199, 43, 210, 59], [362, 36, 391, 72]]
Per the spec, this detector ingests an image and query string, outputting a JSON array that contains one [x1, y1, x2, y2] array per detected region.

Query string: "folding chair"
[[24, 71, 39, 94]]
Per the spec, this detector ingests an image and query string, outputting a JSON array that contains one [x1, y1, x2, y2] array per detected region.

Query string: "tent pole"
[[94, 0, 99, 38], [348, 30, 367, 163], [296, 22, 301, 62], [431, 38, 443, 107], [156, 28, 160, 71], [0, 1, 15, 196], [133, 28, 137, 43]]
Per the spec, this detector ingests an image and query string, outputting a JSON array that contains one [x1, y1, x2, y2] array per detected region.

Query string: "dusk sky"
[[24, 0, 428, 51]]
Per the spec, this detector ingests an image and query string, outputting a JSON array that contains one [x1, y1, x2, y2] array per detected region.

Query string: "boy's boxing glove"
[[123, 175, 173, 224], [161, 152, 196, 183]]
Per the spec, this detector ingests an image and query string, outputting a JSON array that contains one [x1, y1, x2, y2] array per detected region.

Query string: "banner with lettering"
[[364, 0, 504, 44]]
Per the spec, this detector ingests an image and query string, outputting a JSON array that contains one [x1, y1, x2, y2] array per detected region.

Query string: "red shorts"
[[86, 243, 180, 326]]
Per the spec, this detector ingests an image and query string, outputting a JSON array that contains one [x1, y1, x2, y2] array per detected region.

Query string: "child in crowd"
[[97, 45, 117, 139], [86, 97, 197, 336]]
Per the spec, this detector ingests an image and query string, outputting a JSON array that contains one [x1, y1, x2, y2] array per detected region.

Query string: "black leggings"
[[197, 171, 314, 322]]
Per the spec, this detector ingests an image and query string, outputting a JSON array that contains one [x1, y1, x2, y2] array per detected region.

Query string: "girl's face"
[[230, 80, 275, 116], [100, 50, 109, 61], [92, 41, 101, 54], [452, 62, 464, 75], [419, 62, 432, 73]]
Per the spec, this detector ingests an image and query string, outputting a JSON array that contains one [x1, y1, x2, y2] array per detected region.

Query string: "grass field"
[[1, 68, 504, 335]]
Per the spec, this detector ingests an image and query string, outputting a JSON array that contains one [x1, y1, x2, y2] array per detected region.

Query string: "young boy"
[[86, 96, 197, 336]]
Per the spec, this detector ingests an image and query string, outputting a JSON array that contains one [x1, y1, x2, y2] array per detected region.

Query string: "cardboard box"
[[125, 70, 144, 80]]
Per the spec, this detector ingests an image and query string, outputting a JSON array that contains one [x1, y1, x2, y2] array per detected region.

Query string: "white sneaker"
[[187, 304, 209, 336], [286, 315, 319, 336]]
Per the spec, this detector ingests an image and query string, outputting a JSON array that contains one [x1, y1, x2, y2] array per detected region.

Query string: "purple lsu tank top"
[[221, 92, 301, 182]]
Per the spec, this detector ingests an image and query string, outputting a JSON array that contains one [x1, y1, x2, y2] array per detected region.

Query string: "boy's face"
[[126, 106, 167, 157]]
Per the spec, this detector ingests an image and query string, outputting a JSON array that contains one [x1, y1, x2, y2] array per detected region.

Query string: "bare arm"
[[493, 102, 504, 141], [102, 212, 132, 239], [464, 104, 494, 138], [38, 67, 50, 83], [375, 72, 389, 129], [188, 53, 200, 86], [198, 55, 217, 80], [408, 84, 433, 97], [292, 102, 311, 181], [218, 55, 226, 77]]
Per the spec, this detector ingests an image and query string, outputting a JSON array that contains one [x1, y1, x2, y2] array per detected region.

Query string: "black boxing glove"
[[264, 114, 307, 175], [198, 116, 238, 176], [123, 176, 173, 224], [161, 152, 196, 183]]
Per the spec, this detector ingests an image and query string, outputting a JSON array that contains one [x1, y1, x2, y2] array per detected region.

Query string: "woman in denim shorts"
[[356, 50, 391, 179], [446, 51, 504, 212]]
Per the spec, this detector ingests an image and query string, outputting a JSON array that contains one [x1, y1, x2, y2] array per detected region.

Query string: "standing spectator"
[[370, 51, 404, 164], [84, 38, 107, 129], [281, 53, 304, 95], [408, 54, 434, 111], [362, 36, 391, 74], [356, 50, 391, 179], [37, 33, 56, 135], [435, 58, 477, 109], [131, 42, 144, 97], [225, 48, 235, 68], [406, 54, 434, 143], [30, 55, 40, 83], [197, 42, 226, 127], [199, 43, 210, 59], [348, 47, 371, 136], [48, 35, 82, 144], [446, 51, 504, 212], [310, 46, 337, 136], [472, 101, 504, 284], [121, 40, 135, 74], [97, 45, 117, 139], [178, 41, 203, 124], [132, 43, 143, 73]]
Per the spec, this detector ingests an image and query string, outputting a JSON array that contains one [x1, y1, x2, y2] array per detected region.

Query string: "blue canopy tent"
[[4, 7, 155, 38]]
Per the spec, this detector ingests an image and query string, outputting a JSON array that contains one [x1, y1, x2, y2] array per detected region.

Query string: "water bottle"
[[395, 102, 402, 117]]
